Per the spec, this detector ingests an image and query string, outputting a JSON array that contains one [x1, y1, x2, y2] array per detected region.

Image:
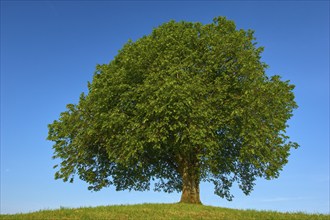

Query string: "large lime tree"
[[48, 17, 298, 204]]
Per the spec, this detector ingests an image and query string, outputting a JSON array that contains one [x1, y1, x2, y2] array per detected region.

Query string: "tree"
[[47, 17, 299, 204]]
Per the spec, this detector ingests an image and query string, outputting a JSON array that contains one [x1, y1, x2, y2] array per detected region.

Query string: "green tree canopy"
[[48, 17, 298, 204]]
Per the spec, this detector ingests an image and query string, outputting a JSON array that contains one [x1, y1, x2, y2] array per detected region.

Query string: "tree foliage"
[[48, 17, 298, 203]]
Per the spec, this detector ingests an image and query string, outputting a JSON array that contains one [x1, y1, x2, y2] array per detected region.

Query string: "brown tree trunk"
[[179, 161, 202, 204]]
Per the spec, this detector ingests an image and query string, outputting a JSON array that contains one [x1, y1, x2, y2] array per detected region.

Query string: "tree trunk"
[[179, 162, 202, 204]]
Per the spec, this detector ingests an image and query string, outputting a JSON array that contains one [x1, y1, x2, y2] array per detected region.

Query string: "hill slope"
[[1, 203, 329, 220]]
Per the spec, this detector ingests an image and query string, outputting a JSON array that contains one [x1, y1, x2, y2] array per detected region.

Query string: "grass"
[[1, 203, 329, 220]]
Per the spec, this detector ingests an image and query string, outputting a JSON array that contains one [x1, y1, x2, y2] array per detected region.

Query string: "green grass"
[[1, 203, 329, 220]]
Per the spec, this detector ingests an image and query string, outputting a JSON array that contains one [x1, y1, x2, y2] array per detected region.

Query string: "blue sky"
[[1, 0, 329, 215]]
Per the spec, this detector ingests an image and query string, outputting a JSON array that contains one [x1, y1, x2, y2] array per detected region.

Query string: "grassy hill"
[[1, 203, 329, 220]]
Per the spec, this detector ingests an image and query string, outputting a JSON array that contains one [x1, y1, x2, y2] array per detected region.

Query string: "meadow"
[[1, 203, 329, 220]]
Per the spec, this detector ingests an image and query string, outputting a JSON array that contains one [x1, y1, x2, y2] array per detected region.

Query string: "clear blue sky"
[[1, 0, 329, 215]]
